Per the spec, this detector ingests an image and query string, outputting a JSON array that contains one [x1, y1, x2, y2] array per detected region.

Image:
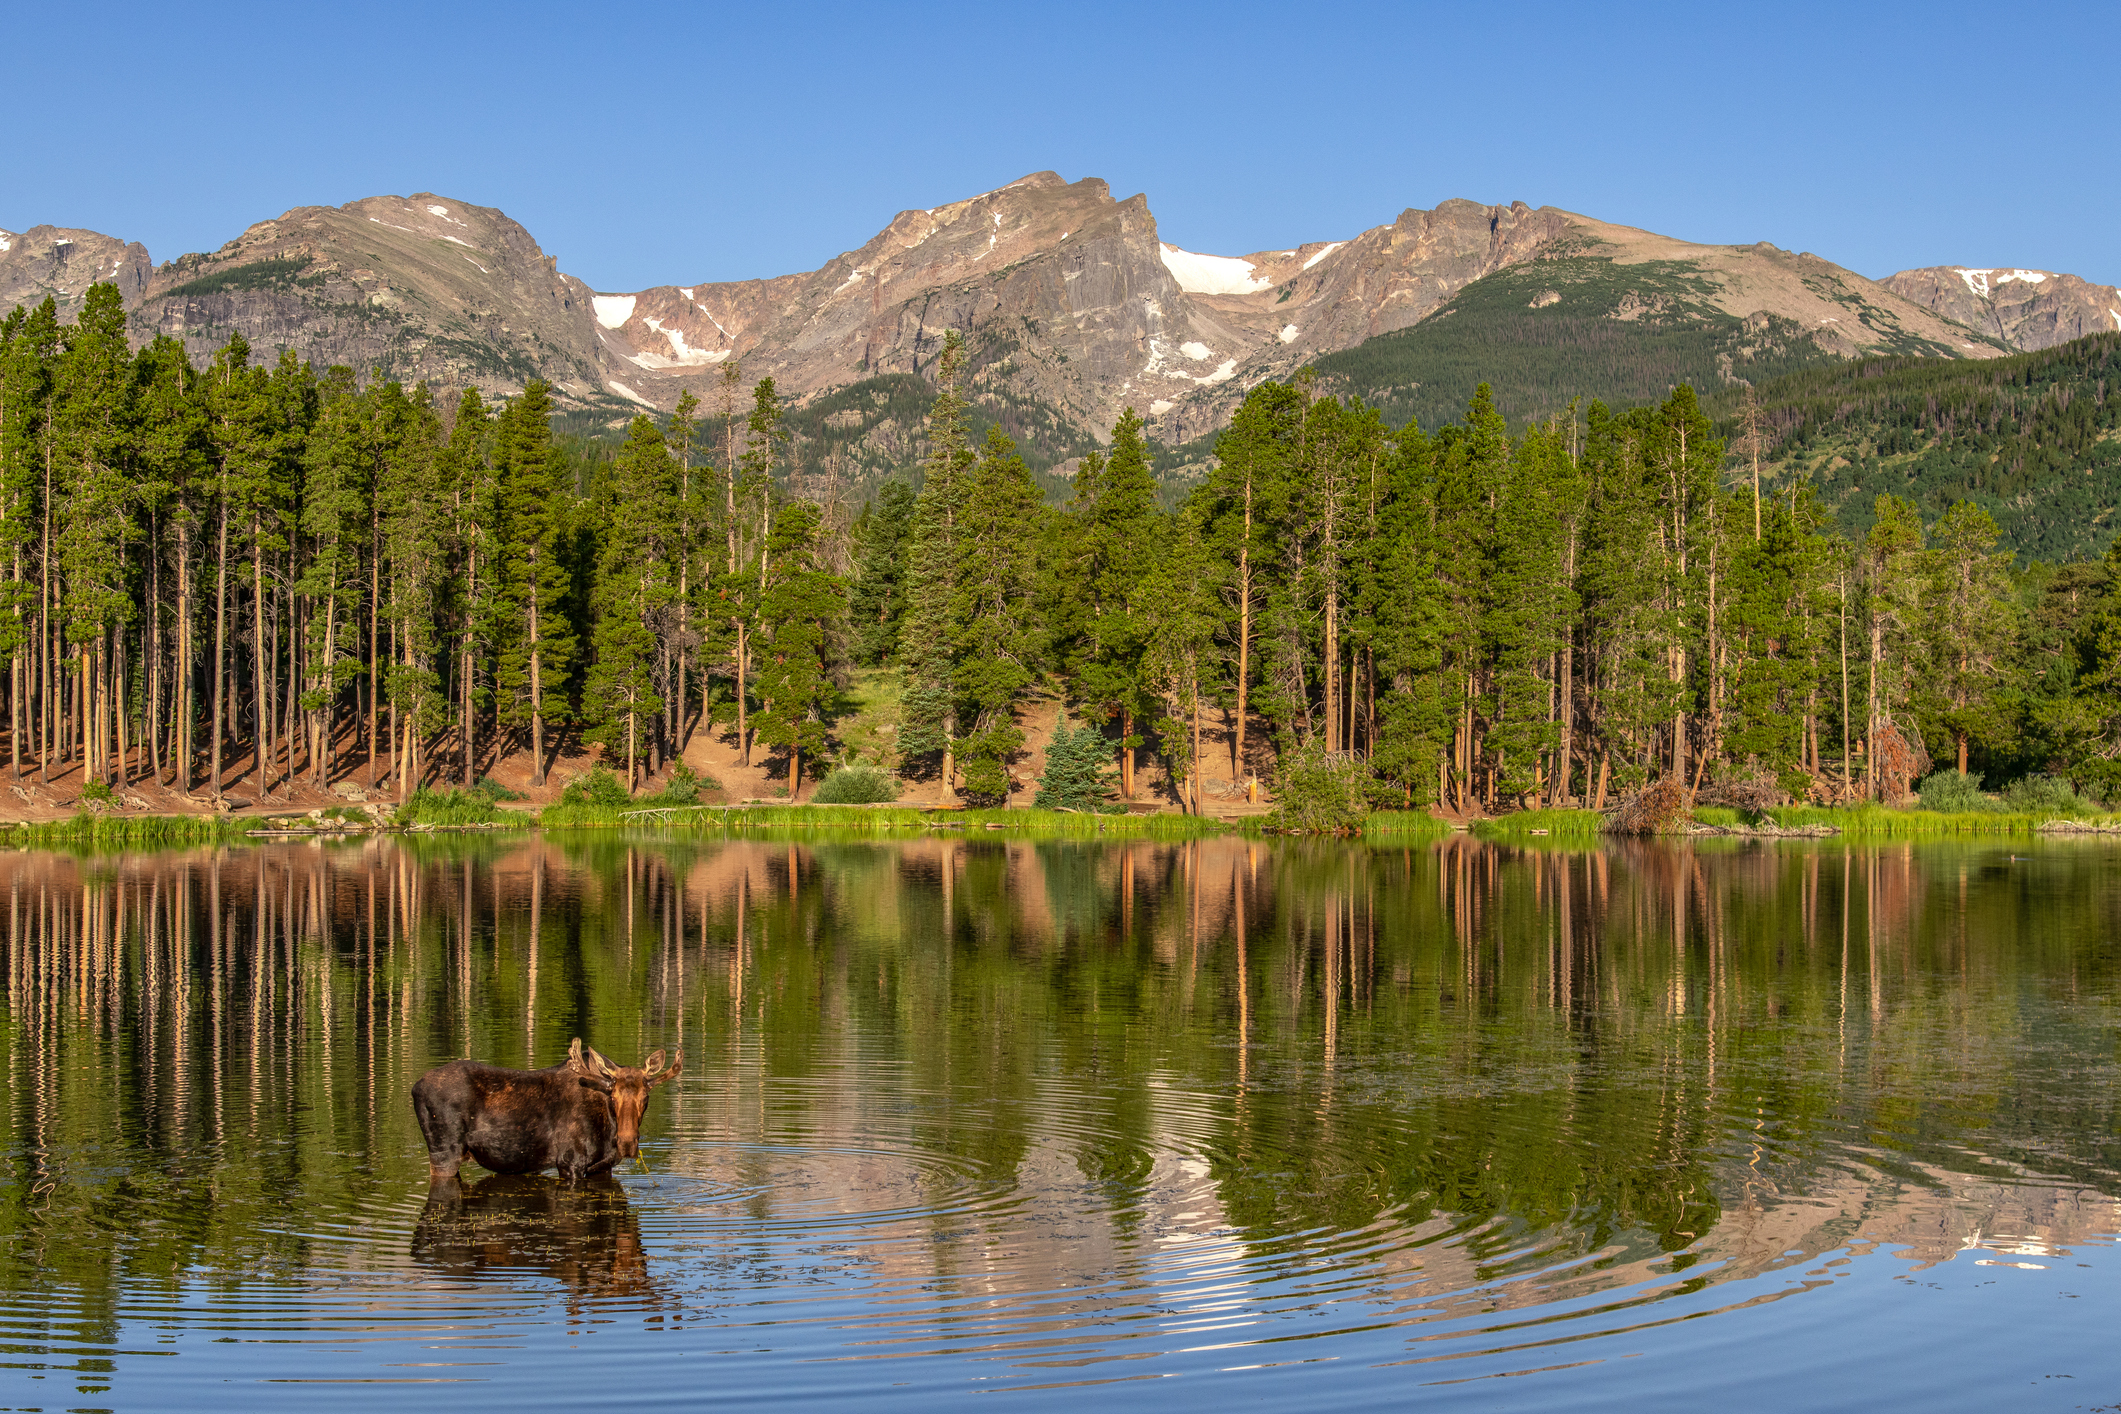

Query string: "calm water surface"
[[2, 833, 2119, 1411]]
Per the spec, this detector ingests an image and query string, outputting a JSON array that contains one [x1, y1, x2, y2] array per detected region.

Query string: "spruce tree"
[[847, 478, 914, 665]]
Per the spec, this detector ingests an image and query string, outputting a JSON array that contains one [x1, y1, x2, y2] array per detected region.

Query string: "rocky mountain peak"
[[1880, 265, 2121, 352]]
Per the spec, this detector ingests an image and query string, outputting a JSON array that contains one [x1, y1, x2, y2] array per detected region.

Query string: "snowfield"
[[1159, 244, 1272, 296]]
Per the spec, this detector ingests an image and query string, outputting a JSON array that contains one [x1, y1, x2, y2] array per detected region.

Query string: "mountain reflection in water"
[[0, 833, 2115, 1410]]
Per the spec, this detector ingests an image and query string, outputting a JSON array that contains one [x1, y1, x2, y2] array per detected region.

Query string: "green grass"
[[0, 813, 248, 847], [1472, 808, 1606, 841], [396, 786, 522, 827], [1684, 803, 2120, 836], [1363, 810, 1455, 840], [536, 802, 1243, 837], [1765, 804, 2115, 836]]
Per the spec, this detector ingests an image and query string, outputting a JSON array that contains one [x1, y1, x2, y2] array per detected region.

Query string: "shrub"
[[2002, 774, 2092, 817], [558, 767, 632, 809], [474, 775, 525, 802], [1035, 722, 1116, 811], [1268, 741, 1370, 833], [1917, 769, 1993, 813], [641, 763, 715, 807], [80, 777, 113, 803], [812, 766, 900, 804]]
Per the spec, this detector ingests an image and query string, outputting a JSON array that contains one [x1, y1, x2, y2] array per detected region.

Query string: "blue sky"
[[9, 0, 2115, 292]]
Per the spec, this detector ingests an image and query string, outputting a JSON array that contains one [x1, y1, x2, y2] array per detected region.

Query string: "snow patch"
[[0, 231, 12, 252], [1058, 231, 1069, 242], [1150, 399, 1174, 415], [1179, 341, 1212, 360], [606, 380, 654, 407], [635, 317, 728, 367], [1301, 242, 1344, 271], [1159, 244, 1272, 295], [54, 238, 71, 248], [593, 294, 636, 329], [832, 266, 867, 296], [1958, 267, 2051, 298], [441, 235, 478, 250], [678, 287, 694, 301], [1199, 359, 1238, 386], [2111, 308, 2121, 332], [461, 256, 489, 274], [1279, 324, 1299, 344]]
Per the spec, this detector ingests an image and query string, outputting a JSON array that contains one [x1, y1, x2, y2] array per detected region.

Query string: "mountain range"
[[5, 172, 2116, 473]]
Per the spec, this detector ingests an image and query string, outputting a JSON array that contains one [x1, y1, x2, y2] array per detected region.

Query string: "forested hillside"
[[1710, 332, 2121, 563], [3, 282, 2116, 818], [1307, 255, 1967, 435]]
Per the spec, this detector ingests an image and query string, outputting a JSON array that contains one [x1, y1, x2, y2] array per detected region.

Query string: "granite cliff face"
[[1878, 267, 2121, 352], [0, 225, 152, 322], [0, 176, 2069, 458]]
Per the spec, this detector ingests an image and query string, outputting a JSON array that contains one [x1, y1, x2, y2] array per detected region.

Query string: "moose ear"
[[650, 1049, 683, 1087], [642, 1049, 667, 1077]]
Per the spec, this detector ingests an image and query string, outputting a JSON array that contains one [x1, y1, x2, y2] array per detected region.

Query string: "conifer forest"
[[4, 283, 2118, 815]]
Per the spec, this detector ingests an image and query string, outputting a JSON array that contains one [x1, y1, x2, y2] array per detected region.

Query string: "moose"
[[412, 1038, 682, 1184]]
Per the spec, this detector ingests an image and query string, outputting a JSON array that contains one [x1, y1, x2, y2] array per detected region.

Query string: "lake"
[[1, 832, 2117, 1410]]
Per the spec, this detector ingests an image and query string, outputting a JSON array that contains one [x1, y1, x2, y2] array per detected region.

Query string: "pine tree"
[[583, 415, 671, 791], [753, 501, 843, 795], [1861, 494, 1926, 799], [949, 425, 1044, 803], [492, 380, 576, 784], [898, 331, 973, 797], [295, 367, 372, 786], [1139, 500, 1224, 811], [1061, 406, 1159, 797], [1924, 500, 2019, 773]]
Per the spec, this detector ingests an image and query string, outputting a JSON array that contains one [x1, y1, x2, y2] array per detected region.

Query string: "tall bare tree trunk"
[[211, 500, 229, 798]]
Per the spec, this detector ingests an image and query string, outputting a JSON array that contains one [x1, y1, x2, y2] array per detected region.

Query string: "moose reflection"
[[413, 1038, 683, 1184], [413, 1173, 653, 1303]]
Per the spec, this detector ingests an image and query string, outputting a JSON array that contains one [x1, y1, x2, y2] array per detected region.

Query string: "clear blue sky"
[[9, 0, 2115, 293]]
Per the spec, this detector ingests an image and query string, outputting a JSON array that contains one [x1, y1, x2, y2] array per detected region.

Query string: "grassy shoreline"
[[5, 800, 2115, 849]]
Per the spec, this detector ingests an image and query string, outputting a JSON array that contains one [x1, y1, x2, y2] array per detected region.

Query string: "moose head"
[[566, 1038, 683, 1160]]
